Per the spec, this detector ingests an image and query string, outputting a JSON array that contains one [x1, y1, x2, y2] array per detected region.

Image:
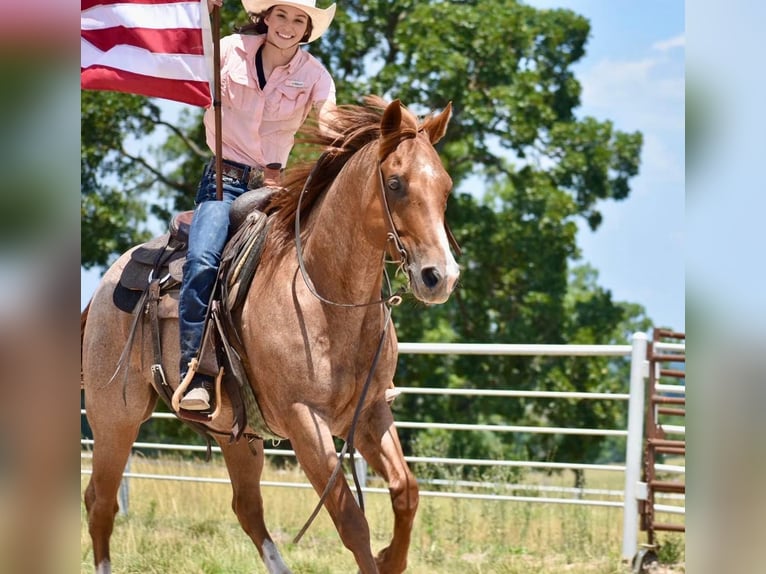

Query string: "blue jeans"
[[178, 165, 248, 376]]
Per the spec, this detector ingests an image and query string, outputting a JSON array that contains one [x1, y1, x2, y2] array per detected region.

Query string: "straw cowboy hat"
[[241, 0, 336, 43]]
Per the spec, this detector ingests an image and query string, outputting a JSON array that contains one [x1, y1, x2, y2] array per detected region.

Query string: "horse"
[[81, 96, 459, 574]]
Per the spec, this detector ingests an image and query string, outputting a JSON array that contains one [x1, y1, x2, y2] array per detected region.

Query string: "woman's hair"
[[236, 8, 314, 43]]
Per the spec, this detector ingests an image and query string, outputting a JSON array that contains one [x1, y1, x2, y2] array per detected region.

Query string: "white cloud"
[[652, 34, 686, 52], [578, 55, 685, 189], [578, 49, 684, 136], [580, 58, 656, 108]]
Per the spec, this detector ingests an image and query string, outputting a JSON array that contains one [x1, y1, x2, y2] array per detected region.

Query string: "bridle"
[[294, 153, 409, 309], [292, 153, 404, 542], [290, 142, 460, 543], [376, 161, 410, 270]]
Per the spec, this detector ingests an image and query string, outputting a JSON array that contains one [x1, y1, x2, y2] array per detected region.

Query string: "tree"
[[527, 264, 653, 488], [82, 1, 640, 269], [81, 1, 647, 465]]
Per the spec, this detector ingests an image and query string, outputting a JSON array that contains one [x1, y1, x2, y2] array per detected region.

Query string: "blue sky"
[[527, 0, 685, 332], [82, 1, 685, 334]]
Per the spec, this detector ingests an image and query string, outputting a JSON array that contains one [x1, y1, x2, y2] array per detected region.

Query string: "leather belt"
[[207, 158, 265, 190]]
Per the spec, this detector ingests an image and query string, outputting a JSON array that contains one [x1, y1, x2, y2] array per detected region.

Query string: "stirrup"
[[172, 358, 224, 422]]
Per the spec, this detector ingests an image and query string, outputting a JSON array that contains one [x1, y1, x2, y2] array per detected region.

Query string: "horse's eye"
[[387, 176, 401, 192]]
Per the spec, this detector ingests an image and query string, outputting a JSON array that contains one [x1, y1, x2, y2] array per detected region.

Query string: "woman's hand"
[[207, 0, 223, 12]]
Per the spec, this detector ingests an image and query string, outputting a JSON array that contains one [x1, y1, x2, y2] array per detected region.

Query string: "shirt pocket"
[[264, 84, 310, 123], [222, 65, 258, 111]]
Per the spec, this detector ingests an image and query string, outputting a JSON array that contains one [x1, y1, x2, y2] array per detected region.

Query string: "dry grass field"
[[80, 455, 684, 573]]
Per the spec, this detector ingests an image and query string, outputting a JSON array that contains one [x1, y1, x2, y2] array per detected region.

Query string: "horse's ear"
[[423, 101, 452, 145], [380, 99, 402, 138]]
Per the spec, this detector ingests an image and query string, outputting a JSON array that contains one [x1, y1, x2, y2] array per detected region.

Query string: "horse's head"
[[377, 99, 460, 304]]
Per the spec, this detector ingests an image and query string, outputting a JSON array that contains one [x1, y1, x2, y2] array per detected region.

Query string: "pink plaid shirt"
[[203, 34, 335, 168]]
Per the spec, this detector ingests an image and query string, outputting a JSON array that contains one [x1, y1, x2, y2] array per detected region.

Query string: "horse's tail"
[[80, 300, 91, 388]]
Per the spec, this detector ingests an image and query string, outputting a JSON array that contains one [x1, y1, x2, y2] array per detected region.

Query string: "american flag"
[[81, 0, 213, 107]]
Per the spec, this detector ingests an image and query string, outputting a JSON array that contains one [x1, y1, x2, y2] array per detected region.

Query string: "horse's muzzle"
[[409, 258, 460, 304]]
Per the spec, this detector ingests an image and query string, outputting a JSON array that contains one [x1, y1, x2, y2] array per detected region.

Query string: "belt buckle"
[[247, 168, 265, 189], [221, 163, 245, 181]]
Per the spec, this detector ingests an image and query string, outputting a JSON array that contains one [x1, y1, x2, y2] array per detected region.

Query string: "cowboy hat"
[[241, 0, 336, 43]]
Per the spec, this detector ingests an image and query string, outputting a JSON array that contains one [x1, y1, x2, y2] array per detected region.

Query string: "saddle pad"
[[130, 233, 179, 264], [112, 281, 143, 314], [222, 210, 269, 312], [119, 235, 186, 291]]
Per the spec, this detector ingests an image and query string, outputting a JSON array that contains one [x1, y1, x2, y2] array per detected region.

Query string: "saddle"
[[113, 187, 276, 314], [113, 187, 283, 442]]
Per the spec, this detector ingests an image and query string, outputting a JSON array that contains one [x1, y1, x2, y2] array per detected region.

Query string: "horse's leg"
[[83, 381, 156, 574], [289, 405, 379, 574], [216, 437, 292, 574], [355, 400, 418, 574]]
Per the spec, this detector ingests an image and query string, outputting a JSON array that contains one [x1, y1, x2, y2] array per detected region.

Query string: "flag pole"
[[212, 5, 223, 201]]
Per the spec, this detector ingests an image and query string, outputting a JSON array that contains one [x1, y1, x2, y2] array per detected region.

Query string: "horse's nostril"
[[421, 266, 442, 289]]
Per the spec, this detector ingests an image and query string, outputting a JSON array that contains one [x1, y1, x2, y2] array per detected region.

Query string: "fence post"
[[621, 332, 648, 561], [118, 455, 130, 515], [353, 453, 368, 507]]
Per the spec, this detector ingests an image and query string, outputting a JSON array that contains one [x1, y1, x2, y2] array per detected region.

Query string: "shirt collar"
[[253, 34, 306, 74]]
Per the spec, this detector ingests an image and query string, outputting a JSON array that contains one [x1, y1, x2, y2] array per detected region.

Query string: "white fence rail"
[[80, 332, 685, 562]]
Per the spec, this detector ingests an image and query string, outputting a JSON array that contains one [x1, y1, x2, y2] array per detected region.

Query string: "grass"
[[80, 455, 684, 573]]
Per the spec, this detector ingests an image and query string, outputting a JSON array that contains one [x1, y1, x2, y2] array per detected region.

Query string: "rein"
[[291, 151, 407, 543], [293, 304, 394, 543]]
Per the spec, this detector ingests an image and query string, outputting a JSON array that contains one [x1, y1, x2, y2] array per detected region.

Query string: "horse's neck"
[[302, 159, 388, 304]]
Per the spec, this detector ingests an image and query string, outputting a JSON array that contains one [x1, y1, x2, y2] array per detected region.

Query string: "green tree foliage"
[[81, 1, 649, 475], [81, 91, 155, 267]]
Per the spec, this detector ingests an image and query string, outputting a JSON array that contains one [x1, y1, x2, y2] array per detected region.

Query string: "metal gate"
[[633, 328, 686, 570]]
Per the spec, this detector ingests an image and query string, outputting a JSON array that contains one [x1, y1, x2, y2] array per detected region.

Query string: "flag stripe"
[[81, 65, 211, 107], [81, 0, 196, 12], [82, 2, 202, 31], [82, 27, 204, 56], [81, 0, 211, 106], [82, 37, 207, 81]]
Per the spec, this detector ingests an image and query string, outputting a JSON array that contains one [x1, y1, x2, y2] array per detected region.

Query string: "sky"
[[81, 0, 685, 334], [526, 0, 685, 333]]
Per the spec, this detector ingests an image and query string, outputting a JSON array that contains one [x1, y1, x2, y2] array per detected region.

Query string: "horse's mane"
[[267, 95, 425, 254]]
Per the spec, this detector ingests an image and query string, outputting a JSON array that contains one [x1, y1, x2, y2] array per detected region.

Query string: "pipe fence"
[[80, 332, 686, 562]]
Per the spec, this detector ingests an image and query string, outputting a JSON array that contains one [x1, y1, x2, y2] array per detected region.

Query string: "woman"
[[179, 0, 337, 412]]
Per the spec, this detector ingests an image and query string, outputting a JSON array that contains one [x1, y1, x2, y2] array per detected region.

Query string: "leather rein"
[[290, 144, 461, 542], [291, 153, 409, 543]]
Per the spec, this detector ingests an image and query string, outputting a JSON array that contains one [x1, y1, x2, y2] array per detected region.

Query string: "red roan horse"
[[81, 96, 459, 573]]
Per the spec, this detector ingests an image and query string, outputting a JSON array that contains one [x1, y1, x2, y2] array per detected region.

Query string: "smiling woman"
[[264, 6, 311, 49], [241, 0, 335, 43], [175, 0, 338, 413]]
